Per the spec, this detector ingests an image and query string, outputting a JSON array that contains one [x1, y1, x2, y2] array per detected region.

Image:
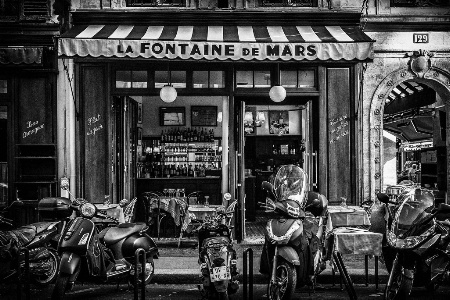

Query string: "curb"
[[152, 269, 389, 285]]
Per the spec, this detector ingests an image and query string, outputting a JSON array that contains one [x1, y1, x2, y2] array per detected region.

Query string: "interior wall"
[[245, 105, 302, 136], [139, 96, 224, 137]]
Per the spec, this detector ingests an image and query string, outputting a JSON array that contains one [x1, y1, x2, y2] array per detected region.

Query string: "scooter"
[[51, 184, 159, 300], [0, 198, 69, 286], [194, 193, 239, 300], [378, 188, 450, 300], [258, 164, 328, 300]]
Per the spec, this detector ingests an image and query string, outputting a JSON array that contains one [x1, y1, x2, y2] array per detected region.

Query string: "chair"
[[141, 191, 166, 239]]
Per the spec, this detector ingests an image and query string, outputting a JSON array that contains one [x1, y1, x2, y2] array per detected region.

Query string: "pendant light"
[[269, 64, 286, 102], [160, 64, 177, 103]]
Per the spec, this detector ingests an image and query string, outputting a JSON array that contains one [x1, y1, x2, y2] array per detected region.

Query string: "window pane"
[[0, 106, 8, 205], [254, 71, 271, 88], [0, 80, 7, 93], [298, 70, 315, 88], [210, 71, 224, 88], [280, 71, 297, 88], [155, 71, 168, 88], [116, 71, 132, 88], [193, 71, 208, 88], [171, 71, 186, 88], [132, 71, 148, 88], [236, 71, 253, 88]]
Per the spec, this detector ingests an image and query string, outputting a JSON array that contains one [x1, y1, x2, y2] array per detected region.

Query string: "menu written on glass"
[[191, 106, 218, 127]]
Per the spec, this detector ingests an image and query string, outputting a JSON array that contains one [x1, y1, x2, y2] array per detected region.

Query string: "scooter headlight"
[[80, 203, 96, 218]]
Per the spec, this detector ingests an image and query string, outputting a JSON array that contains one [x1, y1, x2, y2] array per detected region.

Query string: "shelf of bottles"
[[138, 127, 222, 178]]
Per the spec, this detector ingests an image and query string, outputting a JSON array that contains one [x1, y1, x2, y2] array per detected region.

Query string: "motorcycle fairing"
[[413, 234, 440, 256], [278, 247, 300, 265], [60, 252, 81, 275], [59, 217, 95, 255], [265, 219, 303, 245]]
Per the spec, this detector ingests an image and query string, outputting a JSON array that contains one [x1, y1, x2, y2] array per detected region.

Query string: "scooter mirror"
[[262, 181, 276, 201], [377, 193, 390, 204]]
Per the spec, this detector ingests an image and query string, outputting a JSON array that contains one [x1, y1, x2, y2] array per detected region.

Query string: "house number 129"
[[413, 33, 429, 43]]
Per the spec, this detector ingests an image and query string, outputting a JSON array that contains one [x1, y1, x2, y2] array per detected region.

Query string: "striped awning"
[[59, 25, 374, 61]]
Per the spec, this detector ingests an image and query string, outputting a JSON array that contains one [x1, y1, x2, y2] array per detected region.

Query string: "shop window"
[[193, 71, 225, 89], [261, 0, 317, 7], [116, 70, 148, 89], [236, 70, 270, 88], [0, 80, 7, 94], [1, 0, 50, 19], [155, 70, 186, 89], [391, 0, 450, 7], [280, 69, 315, 89], [127, 0, 185, 6]]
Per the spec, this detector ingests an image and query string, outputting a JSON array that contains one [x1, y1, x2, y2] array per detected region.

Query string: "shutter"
[[22, 0, 49, 17]]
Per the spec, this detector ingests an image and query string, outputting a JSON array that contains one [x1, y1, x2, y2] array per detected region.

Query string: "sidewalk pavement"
[[152, 240, 389, 285]]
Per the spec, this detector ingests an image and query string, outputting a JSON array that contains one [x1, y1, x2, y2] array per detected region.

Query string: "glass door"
[[0, 105, 8, 206], [113, 96, 138, 202]]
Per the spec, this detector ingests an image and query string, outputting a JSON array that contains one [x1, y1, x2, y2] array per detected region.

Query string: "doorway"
[[236, 96, 317, 242], [382, 80, 447, 205]]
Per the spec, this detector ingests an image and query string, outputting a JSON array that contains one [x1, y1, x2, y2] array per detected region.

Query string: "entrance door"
[[113, 96, 138, 202], [302, 100, 318, 191]]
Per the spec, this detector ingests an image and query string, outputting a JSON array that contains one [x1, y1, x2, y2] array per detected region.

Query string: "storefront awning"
[[58, 25, 374, 61], [0, 47, 43, 64]]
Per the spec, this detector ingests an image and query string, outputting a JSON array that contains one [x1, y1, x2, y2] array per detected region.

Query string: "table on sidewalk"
[[325, 205, 383, 300]]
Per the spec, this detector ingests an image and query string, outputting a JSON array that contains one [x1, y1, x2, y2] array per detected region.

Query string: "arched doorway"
[[368, 66, 450, 203]]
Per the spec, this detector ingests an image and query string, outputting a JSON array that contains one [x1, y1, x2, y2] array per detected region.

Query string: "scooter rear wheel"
[[267, 259, 297, 300], [32, 249, 59, 286], [51, 273, 70, 300]]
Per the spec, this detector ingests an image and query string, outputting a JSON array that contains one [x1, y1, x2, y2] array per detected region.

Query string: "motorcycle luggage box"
[[38, 197, 72, 220]]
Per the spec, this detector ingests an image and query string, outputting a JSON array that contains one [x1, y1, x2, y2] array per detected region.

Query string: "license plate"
[[210, 266, 231, 282]]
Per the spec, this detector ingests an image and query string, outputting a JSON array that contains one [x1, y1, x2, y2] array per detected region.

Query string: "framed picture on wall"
[[159, 107, 186, 126], [191, 106, 218, 127], [138, 102, 143, 124]]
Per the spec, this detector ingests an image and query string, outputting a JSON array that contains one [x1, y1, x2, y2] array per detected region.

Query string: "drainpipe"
[[57, 59, 76, 198], [222, 96, 229, 204]]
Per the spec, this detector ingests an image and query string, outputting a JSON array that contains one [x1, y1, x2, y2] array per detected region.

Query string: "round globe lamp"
[[160, 85, 177, 103], [269, 85, 286, 103]]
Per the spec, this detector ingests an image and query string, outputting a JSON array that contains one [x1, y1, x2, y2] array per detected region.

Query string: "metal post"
[[17, 248, 30, 300], [365, 255, 369, 286], [134, 248, 146, 300], [243, 248, 253, 300], [375, 256, 379, 291]]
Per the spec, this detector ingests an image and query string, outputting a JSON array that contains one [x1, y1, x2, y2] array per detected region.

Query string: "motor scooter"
[[0, 198, 69, 286], [258, 164, 328, 300], [378, 188, 450, 300], [193, 193, 239, 300], [51, 185, 159, 300]]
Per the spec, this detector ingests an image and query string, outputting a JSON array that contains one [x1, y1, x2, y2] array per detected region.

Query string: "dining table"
[[325, 205, 383, 300]]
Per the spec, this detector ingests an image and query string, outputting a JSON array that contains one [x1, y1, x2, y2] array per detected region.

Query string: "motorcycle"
[[377, 187, 450, 299], [259, 164, 328, 300], [194, 193, 239, 300], [0, 198, 69, 286], [51, 185, 159, 300]]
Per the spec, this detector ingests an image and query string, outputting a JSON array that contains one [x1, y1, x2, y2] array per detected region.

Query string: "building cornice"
[[363, 15, 450, 32], [70, 9, 364, 26]]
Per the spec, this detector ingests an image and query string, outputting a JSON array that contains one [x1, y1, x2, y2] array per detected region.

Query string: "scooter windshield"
[[273, 165, 308, 206], [393, 188, 434, 236]]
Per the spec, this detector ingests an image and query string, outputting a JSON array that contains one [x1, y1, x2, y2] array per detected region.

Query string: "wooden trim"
[[71, 10, 364, 26], [318, 66, 327, 196]]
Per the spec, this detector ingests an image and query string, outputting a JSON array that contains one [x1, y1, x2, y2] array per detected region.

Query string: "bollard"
[[17, 248, 30, 300], [134, 248, 147, 300], [243, 248, 253, 300]]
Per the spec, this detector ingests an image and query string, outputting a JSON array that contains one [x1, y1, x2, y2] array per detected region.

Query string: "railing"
[[127, 0, 186, 6], [0, 0, 50, 20], [391, 0, 450, 6], [262, 0, 316, 7]]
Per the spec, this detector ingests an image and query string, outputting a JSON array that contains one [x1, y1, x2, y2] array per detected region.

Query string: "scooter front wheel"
[[267, 260, 297, 300], [384, 256, 413, 300], [32, 249, 60, 286], [51, 273, 70, 300]]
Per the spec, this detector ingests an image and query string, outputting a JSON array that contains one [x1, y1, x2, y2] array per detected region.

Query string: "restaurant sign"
[[401, 140, 433, 152], [59, 39, 373, 61]]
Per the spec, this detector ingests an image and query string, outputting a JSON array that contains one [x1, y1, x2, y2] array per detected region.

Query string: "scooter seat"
[[103, 222, 147, 246]]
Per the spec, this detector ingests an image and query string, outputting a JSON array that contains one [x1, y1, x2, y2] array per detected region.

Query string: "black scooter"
[[0, 199, 68, 286], [51, 186, 159, 300], [378, 188, 450, 299]]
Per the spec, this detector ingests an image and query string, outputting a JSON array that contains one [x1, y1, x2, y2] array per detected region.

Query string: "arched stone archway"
[[367, 66, 450, 201]]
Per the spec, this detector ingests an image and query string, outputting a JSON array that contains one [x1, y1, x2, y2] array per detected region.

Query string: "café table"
[[146, 196, 188, 239], [325, 205, 383, 300]]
